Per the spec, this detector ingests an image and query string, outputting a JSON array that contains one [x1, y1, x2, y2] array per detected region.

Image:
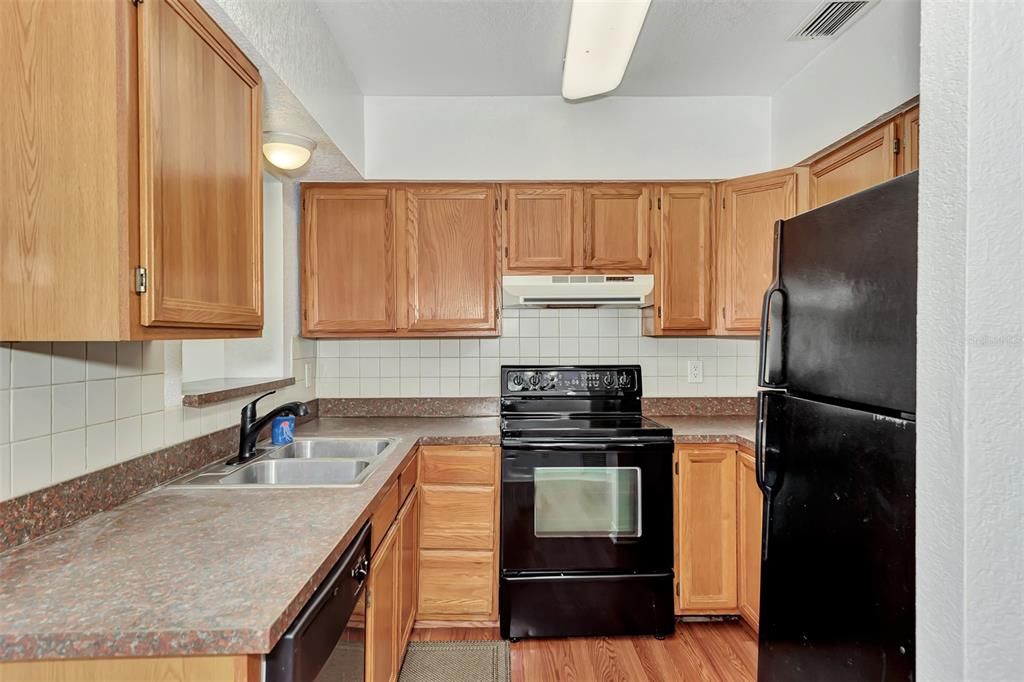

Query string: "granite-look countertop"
[[0, 414, 753, 661]]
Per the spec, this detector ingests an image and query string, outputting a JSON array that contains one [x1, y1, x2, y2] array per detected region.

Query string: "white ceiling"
[[314, 0, 839, 96]]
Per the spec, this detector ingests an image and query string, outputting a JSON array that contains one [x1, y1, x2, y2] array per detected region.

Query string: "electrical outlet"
[[687, 360, 704, 383], [304, 362, 311, 388]]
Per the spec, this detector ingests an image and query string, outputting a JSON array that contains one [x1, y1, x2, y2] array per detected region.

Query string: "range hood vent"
[[788, 1, 875, 40], [502, 274, 654, 308]]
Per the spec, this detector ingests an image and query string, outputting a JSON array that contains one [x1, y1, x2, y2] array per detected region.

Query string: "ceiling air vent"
[[788, 0, 875, 40]]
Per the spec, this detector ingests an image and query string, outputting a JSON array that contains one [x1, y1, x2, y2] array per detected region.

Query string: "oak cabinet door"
[[419, 484, 497, 551], [718, 169, 799, 334], [677, 446, 738, 614], [809, 121, 898, 208], [505, 186, 575, 271], [302, 187, 398, 334], [654, 185, 713, 332], [737, 450, 763, 631], [138, 0, 263, 329], [367, 522, 400, 682], [405, 186, 499, 333], [397, 488, 420, 653], [581, 185, 650, 270], [900, 106, 920, 175]]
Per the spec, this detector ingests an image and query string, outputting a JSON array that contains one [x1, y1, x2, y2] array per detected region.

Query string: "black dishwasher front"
[[265, 522, 370, 682]]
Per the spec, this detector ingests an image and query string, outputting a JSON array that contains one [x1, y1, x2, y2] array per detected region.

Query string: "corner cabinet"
[[715, 168, 806, 335], [301, 184, 500, 338], [0, 0, 263, 341]]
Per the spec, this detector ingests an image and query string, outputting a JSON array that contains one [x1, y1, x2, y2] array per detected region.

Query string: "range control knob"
[[527, 373, 541, 388], [602, 374, 615, 388], [618, 373, 631, 388], [511, 373, 524, 387]]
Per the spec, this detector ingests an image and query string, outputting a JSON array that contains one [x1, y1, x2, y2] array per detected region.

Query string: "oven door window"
[[533, 467, 641, 538]]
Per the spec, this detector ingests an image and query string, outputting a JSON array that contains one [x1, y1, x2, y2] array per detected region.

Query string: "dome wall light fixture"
[[562, 0, 652, 100], [262, 132, 317, 171]]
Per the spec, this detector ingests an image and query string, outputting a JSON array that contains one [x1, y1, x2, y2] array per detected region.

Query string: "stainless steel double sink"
[[170, 438, 397, 488]]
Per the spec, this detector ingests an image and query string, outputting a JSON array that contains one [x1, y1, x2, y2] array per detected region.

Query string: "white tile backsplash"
[[316, 308, 759, 398], [0, 338, 317, 502]]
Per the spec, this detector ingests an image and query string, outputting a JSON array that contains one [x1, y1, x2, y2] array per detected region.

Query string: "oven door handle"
[[502, 440, 671, 451]]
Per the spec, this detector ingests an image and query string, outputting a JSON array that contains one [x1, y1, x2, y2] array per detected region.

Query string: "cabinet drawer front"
[[418, 549, 495, 618], [419, 446, 495, 485], [399, 450, 419, 502], [371, 481, 401, 555], [420, 484, 496, 550]]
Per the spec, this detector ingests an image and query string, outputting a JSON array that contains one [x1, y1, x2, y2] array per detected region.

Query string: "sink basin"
[[269, 438, 394, 460], [169, 437, 398, 488], [217, 459, 373, 486]]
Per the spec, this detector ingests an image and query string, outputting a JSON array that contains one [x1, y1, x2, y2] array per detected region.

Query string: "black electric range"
[[499, 365, 676, 641]]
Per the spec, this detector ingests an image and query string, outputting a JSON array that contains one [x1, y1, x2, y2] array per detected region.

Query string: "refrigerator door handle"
[[758, 289, 785, 387], [754, 391, 769, 493], [758, 219, 786, 387]]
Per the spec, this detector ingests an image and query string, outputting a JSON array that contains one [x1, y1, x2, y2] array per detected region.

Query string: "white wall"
[[771, 0, 920, 167], [205, 0, 366, 174], [364, 96, 772, 180], [918, 1, 1024, 679]]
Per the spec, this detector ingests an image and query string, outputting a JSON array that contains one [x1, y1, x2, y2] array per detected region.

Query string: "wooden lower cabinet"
[[416, 446, 500, 622], [398, 487, 420, 650], [367, 458, 420, 682], [737, 449, 762, 631], [367, 521, 401, 682], [0, 656, 259, 682], [676, 445, 739, 614], [674, 443, 763, 632]]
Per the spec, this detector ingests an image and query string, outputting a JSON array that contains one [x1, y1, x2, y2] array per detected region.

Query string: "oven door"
[[501, 441, 673, 574]]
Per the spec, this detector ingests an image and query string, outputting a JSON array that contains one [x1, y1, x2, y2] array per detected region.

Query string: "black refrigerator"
[[755, 172, 917, 681]]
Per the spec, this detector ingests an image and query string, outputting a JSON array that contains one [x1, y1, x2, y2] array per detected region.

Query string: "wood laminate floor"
[[409, 620, 757, 681]]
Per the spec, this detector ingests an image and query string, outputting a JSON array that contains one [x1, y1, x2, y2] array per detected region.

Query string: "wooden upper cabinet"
[[581, 185, 651, 270], [301, 187, 397, 334], [737, 450, 763, 631], [809, 121, 898, 208], [899, 106, 920, 174], [138, 0, 262, 330], [676, 446, 738, 614], [0, 0, 262, 341], [505, 186, 575, 271], [405, 186, 500, 333], [717, 168, 802, 335], [647, 185, 713, 335]]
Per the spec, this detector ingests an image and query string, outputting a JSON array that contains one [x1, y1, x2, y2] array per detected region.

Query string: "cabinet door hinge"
[[675, 582, 680, 597], [674, 460, 678, 475], [366, 588, 372, 608], [505, 246, 509, 259], [657, 306, 662, 319], [657, 197, 662, 210], [722, 197, 726, 210], [496, 306, 501, 320], [131, 0, 143, 6], [134, 266, 148, 294], [893, 138, 901, 155], [504, 198, 509, 211]]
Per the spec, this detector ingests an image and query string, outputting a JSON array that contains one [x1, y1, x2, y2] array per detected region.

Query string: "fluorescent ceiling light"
[[262, 132, 317, 171], [562, 0, 652, 100]]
